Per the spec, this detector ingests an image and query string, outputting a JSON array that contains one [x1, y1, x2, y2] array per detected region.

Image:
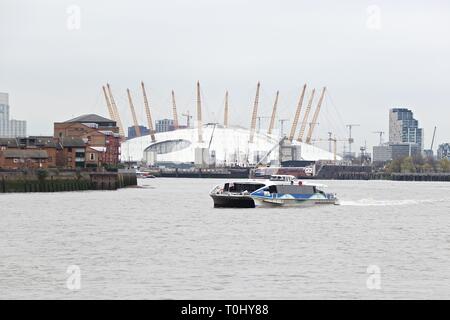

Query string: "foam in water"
[[338, 199, 436, 206]]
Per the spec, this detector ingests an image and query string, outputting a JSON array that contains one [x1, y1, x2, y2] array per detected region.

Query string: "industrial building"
[[0, 92, 27, 138]]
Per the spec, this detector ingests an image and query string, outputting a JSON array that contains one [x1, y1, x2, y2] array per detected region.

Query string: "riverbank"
[[0, 169, 137, 193], [141, 166, 450, 182]]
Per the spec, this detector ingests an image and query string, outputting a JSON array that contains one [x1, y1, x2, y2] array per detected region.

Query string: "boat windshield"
[[226, 183, 266, 193]]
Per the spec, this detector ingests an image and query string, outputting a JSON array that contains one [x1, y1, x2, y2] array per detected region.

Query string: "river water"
[[1, 179, 449, 299]]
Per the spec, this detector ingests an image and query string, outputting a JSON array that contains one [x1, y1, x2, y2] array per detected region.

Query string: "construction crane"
[[288, 84, 307, 141], [372, 131, 385, 146], [249, 82, 260, 143], [430, 126, 437, 151], [126, 88, 141, 137], [106, 83, 125, 137], [297, 89, 316, 142], [141, 81, 156, 142], [305, 86, 326, 144], [196, 81, 204, 143], [312, 135, 346, 162], [346, 124, 360, 157], [224, 91, 229, 127], [102, 85, 116, 122], [171, 90, 179, 129], [267, 91, 279, 135], [182, 111, 192, 128]]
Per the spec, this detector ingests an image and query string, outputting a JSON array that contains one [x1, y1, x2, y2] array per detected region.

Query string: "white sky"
[[1, 0, 449, 152]]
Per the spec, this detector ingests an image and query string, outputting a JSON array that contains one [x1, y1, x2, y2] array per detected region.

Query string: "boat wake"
[[339, 199, 439, 207]]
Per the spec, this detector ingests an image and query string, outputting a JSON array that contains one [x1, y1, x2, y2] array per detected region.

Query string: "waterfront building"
[[372, 143, 421, 164], [372, 145, 392, 164], [0, 136, 58, 169], [389, 108, 423, 150], [0, 93, 27, 138], [437, 143, 450, 160], [54, 114, 121, 167]]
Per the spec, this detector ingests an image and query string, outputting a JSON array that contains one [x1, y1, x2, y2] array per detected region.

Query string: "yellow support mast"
[[106, 83, 125, 137], [267, 90, 279, 135], [196, 81, 203, 143], [306, 86, 326, 144], [102, 85, 116, 122], [224, 91, 229, 128], [288, 84, 307, 141], [249, 82, 260, 143], [127, 88, 141, 137], [141, 81, 156, 142], [297, 89, 316, 142], [171, 90, 179, 130]]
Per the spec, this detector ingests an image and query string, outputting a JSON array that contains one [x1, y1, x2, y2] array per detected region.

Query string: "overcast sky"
[[1, 0, 449, 152]]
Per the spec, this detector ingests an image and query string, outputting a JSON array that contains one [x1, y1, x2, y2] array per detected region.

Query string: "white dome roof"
[[121, 125, 339, 164]]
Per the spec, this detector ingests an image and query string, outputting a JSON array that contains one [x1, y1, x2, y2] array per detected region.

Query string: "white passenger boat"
[[209, 175, 297, 208], [250, 176, 338, 207]]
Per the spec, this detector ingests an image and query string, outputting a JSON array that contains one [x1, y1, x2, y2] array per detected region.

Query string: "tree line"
[[385, 155, 450, 174]]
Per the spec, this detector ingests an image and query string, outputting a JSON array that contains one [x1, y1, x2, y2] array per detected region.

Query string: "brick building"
[[54, 114, 121, 167], [0, 137, 58, 169]]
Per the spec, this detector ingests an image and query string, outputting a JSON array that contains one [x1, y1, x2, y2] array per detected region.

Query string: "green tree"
[[425, 156, 437, 172], [422, 162, 434, 173], [401, 157, 416, 173], [386, 159, 402, 173], [439, 158, 450, 173]]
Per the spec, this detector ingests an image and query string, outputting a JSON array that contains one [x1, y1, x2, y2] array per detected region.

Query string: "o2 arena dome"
[[121, 124, 340, 165]]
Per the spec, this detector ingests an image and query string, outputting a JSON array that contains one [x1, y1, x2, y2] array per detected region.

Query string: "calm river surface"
[[1, 179, 449, 299]]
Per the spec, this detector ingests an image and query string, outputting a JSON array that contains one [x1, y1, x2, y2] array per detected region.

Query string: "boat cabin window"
[[230, 183, 265, 193], [274, 185, 315, 195], [224, 183, 229, 192], [268, 185, 277, 194]]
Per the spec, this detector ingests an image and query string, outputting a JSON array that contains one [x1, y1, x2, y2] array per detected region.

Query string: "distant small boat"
[[136, 171, 156, 179], [250, 178, 338, 207]]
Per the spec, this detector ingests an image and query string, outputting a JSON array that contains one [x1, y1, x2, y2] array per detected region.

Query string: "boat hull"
[[210, 194, 255, 208], [253, 197, 338, 207]]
